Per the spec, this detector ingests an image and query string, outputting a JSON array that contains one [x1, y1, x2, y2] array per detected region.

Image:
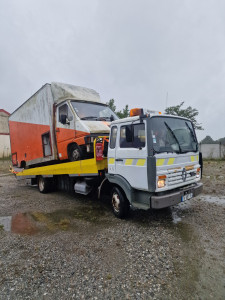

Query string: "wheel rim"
[[72, 149, 80, 161], [112, 192, 120, 213], [39, 177, 44, 191]]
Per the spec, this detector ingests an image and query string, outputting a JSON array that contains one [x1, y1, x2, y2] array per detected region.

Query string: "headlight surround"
[[157, 175, 166, 188], [196, 167, 201, 178]]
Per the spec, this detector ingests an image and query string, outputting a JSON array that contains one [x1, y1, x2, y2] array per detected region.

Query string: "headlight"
[[196, 167, 201, 178], [157, 175, 166, 188]]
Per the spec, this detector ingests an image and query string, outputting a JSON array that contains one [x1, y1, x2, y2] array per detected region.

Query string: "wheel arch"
[[105, 174, 134, 204], [67, 142, 78, 157], [20, 160, 26, 168]]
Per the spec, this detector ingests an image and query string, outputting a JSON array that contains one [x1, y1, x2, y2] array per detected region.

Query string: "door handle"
[[115, 159, 123, 162]]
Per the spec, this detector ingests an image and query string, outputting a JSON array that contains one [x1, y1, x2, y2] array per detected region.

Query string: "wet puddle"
[[171, 210, 182, 224], [0, 204, 110, 235], [199, 195, 225, 206], [0, 213, 38, 235]]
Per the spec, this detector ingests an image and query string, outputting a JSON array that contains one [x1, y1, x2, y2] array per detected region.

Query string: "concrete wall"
[[0, 135, 11, 158], [199, 143, 225, 159], [0, 110, 11, 158], [0, 110, 10, 133]]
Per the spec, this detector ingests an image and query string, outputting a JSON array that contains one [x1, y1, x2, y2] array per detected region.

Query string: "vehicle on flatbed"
[[9, 82, 118, 168], [11, 107, 203, 218]]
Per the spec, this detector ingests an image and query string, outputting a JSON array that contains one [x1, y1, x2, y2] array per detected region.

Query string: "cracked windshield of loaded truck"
[[71, 101, 119, 121], [151, 116, 198, 154]]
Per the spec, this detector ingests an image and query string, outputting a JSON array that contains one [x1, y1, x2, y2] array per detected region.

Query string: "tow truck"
[[11, 108, 203, 218]]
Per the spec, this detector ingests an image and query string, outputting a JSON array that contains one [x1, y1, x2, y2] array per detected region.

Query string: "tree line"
[[107, 99, 203, 130]]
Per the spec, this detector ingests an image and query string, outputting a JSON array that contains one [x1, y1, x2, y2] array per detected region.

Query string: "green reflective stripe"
[[191, 156, 197, 162], [108, 158, 115, 164], [167, 158, 175, 165], [156, 159, 165, 166], [125, 159, 134, 166], [136, 159, 146, 166]]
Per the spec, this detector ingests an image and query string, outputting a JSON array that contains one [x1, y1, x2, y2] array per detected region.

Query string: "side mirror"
[[60, 114, 67, 125]]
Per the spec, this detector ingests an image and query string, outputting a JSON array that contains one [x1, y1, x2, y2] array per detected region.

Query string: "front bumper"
[[151, 182, 203, 209]]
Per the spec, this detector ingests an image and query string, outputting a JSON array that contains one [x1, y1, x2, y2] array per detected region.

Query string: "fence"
[[199, 143, 225, 159]]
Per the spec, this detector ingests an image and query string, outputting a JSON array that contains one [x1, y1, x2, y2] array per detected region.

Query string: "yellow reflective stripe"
[[191, 156, 196, 162], [136, 159, 146, 166], [167, 158, 175, 165], [197, 155, 199, 161], [108, 158, 115, 164], [156, 159, 165, 166], [125, 159, 134, 166]]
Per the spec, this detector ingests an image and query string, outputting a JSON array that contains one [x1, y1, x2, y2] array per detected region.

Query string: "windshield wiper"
[[80, 116, 98, 120], [164, 122, 182, 153], [96, 117, 110, 121], [185, 122, 198, 150]]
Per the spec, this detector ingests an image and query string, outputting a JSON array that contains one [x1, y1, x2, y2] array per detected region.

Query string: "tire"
[[38, 176, 51, 193], [111, 186, 130, 218], [69, 144, 82, 161]]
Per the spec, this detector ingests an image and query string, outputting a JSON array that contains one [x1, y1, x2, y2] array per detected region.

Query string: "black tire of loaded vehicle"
[[69, 144, 82, 161], [38, 176, 51, 194], [111, 186, 130, 218]]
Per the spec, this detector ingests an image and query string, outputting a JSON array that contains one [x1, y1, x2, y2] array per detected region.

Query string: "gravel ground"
[[0, 160, 225, 299]]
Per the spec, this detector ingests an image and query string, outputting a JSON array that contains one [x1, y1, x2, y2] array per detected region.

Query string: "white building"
[[0, 109, 11, 158]]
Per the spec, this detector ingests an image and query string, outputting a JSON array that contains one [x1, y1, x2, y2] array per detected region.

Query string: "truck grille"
[[167, 168, 196, 186]]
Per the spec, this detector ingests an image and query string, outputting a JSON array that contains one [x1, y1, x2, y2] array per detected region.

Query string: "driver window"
[[58, 104, 73, 124], [59, 104, 68, 123]]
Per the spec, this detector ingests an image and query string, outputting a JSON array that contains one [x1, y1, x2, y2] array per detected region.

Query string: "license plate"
[[181, 192, 193, 202]]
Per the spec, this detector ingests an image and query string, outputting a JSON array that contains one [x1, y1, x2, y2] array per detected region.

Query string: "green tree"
[[164, 101, 203, 130], [200, 136, 216, 144], [117, 105, 129, 118], [107, 99, 130, 119], [107, 99, 116, 112]]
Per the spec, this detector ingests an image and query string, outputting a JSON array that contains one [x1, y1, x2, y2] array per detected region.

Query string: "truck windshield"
[[150, 116, 198, 154], [71, 101, 119, 121]]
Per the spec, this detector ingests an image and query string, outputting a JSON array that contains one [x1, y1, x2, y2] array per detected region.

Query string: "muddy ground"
[[0, 159, 225, 299]]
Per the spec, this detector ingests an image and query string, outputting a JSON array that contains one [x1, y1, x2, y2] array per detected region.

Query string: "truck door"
[[107, 125, 118, 174], [56, 103, 75, 160], [115, 122, 148, 191]]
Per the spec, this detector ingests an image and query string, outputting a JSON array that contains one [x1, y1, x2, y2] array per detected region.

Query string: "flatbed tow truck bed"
[[11, 158, 107, 178], [10, 154, 108, 196]]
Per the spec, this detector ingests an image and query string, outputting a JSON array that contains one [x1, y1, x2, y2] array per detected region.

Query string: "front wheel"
[[69, 144, 82, 161], [38, 176, 51, 193], [111, 186, 130, 218]]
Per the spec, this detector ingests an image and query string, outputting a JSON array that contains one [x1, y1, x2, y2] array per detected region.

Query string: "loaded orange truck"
[[9, 82, 118, 168]]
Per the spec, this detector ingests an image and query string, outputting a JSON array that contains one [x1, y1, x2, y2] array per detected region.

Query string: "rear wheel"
[[111, 186, 130, 218], [69, 144, 82, 161], [38, 176, 51, 193]]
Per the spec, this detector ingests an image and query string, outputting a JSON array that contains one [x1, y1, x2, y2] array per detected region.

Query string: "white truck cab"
[[107, 108, 203, 218]]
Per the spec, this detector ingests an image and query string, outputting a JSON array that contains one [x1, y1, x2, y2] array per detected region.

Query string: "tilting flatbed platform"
[[12, 158, 108, 178]]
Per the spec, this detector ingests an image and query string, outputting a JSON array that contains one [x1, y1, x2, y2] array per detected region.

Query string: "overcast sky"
[[0, 0, 224, 141]]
